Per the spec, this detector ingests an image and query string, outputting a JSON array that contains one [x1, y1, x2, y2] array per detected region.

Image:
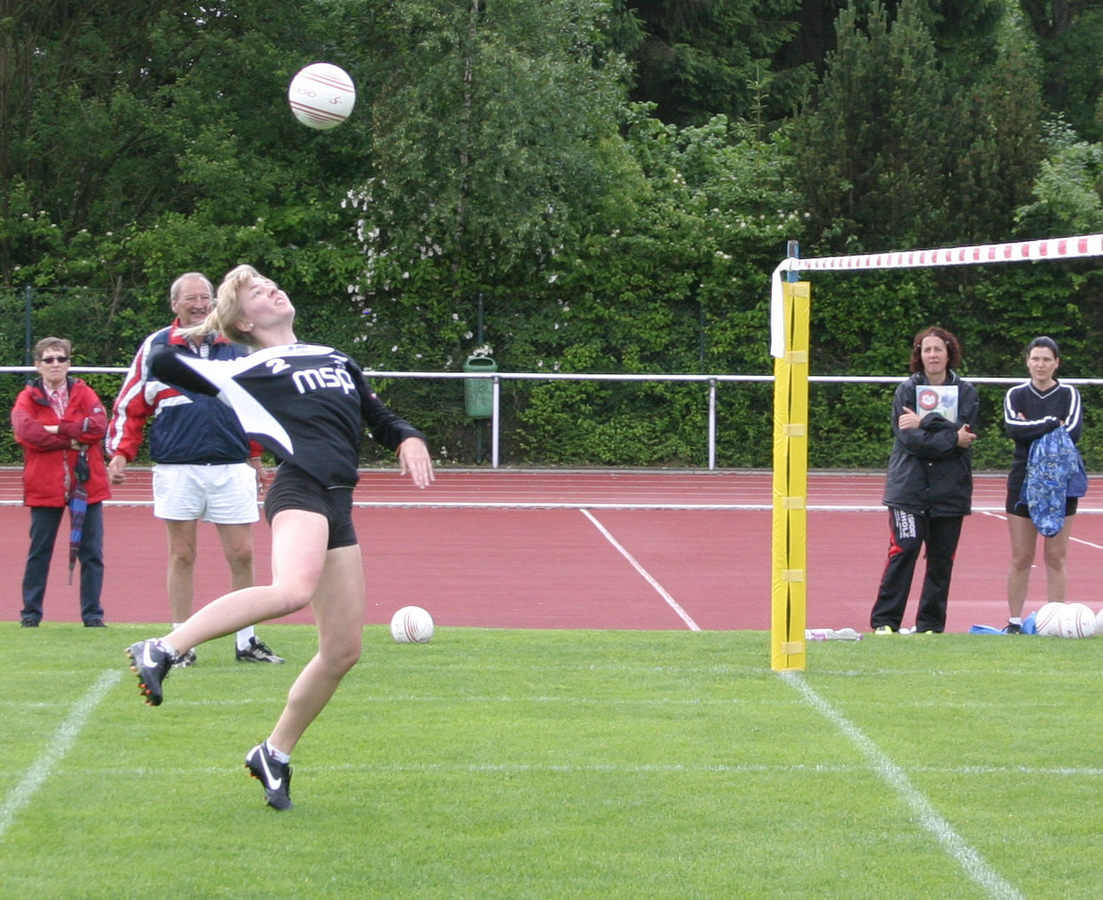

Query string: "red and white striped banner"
[[788, 233, 1103, 272], [770, 233, 1103, 357]]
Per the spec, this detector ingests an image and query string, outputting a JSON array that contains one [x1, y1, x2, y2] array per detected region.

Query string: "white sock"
[[266, 740, 290, 764], [236, 626, 256, 651], [1009, 616, 1022, 625], [158, 638, 179, 657]]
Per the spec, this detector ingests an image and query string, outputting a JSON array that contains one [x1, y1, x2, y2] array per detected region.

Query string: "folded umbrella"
[[68, 450, 90, 585]]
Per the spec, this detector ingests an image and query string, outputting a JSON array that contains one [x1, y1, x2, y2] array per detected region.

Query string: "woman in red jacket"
[[12, 337, 111, 626]]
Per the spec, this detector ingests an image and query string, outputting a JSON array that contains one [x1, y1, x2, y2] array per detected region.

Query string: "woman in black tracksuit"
[[870, 326, 978, 634], [126, 264, 434, 810], [1002, 336, 1082, 633]]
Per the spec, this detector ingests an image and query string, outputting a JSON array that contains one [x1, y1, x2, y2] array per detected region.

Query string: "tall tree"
[[0, 0, 383, 360], [1019, 0, 1103, 141], [350, 0, 631, 369], [792, 0, 961, 253], [1014, 119, 1103, 235], [617, 0, 805, 127], [949, 12, 1046, 243]]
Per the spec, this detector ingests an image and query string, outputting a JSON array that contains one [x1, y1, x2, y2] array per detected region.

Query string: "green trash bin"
[[463, 356, 497, 418]]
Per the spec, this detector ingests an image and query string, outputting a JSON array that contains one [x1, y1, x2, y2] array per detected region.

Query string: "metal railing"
[[408, 371, 1103, 469], [6, 366, 1103, 470]]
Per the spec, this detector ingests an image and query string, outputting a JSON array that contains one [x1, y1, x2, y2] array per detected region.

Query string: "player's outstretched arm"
[[397, 437, 434, 489], [148, 344, 219, 396]]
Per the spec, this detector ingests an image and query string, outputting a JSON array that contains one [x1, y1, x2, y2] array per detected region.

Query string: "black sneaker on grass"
[[245, 743, 293, 810], [236, 637, 285, 664], [126, 639, 173, 706], [1003, 622, 1023, 634], [173, 648, 197, 668]]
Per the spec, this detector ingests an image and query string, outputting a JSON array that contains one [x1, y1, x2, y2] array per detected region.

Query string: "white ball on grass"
[[390, 606, 434, 644], [1034, 602, 1064, 637], [1057, 602, 1096, 639]]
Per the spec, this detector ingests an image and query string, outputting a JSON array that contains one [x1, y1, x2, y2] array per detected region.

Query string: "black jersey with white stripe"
[[1003, 378, 1082, 485], [150, 343, 426, 488]]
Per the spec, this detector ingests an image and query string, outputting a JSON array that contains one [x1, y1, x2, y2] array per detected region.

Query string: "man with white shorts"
[[106, 272, 283, 666]]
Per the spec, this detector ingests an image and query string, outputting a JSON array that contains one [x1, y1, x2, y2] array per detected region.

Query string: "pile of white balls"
[[1032, 601, 1100, 638]]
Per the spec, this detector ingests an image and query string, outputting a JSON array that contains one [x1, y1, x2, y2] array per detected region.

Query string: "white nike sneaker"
[[245, 743, 293, 810], [235, 637, 285, 664]]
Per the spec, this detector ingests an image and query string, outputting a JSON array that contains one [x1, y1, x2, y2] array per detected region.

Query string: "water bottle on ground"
[[805, 628, 862, 642]]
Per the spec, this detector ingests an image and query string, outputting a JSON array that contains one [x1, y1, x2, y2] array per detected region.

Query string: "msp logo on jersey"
[[263, 354, 356, 395], [291, 364, 356, 395]]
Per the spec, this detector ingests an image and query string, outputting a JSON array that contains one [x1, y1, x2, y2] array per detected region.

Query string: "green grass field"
[[1, 624, 1099, 899]]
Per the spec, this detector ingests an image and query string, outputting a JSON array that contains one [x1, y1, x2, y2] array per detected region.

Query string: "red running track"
[[2, 468, 1101, 633]]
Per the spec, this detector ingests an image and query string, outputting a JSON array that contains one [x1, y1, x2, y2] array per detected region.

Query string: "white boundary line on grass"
[[580, 508, 701, 631], [780, 671, 1023, 900], [0, 668, 122, 840]]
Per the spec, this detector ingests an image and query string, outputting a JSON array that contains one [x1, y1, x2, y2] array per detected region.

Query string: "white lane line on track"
[[982, 509, 1103, 549], [0, 668, 122, 840], [780, 671, 1024, 900], [580, 508, 701, 631]]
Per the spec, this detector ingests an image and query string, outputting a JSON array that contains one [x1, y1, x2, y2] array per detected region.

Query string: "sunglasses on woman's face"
[[39, 356, 69, 364]]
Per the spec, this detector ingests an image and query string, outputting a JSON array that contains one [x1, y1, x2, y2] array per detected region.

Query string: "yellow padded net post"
[[771, 281, 810, 671]]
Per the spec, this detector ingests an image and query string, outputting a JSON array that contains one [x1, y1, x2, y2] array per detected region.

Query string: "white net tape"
[[770, 233, 1103, 357]]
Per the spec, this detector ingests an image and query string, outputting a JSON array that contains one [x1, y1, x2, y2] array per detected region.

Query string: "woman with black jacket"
[[870, 326, 978, 634]]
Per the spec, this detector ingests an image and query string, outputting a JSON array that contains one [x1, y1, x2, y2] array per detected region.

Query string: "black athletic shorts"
[[264, 464, 357, 550], [1005, 490, 1078, 519]]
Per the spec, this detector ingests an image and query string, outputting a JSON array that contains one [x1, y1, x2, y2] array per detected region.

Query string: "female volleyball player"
[[126, 264, 434, 809], [1002, 336, 1083, 633]]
